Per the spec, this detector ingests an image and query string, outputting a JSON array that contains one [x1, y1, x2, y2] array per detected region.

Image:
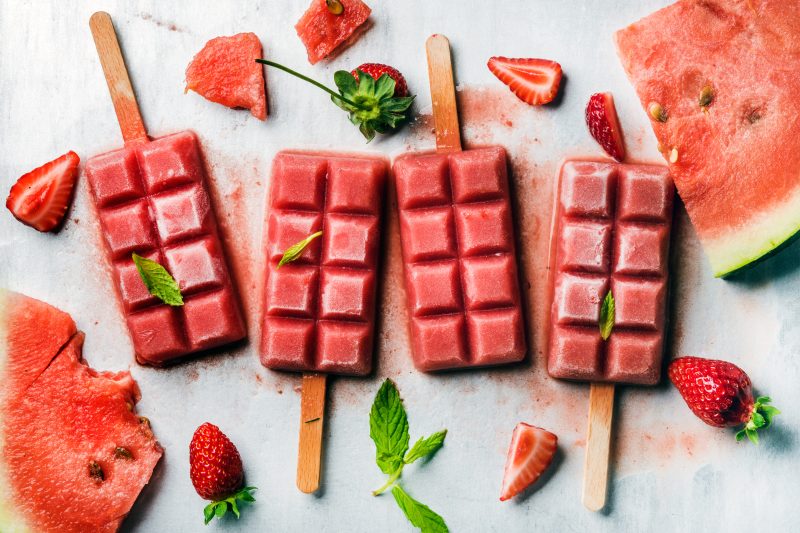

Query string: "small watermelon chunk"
[[295, 0, 372, 64], [0, 290, 162, 533], [615, 0, 800, 277], [186, 32, 268, 120]]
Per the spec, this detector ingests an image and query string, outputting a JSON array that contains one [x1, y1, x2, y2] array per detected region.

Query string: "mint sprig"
[[735, 396, 781, 445], [132, 253, 183, 306], [202, 486, 256, 525], [369, 379, 448, 532], [599, 290, 615, 340], [278, 231, 322, 268]]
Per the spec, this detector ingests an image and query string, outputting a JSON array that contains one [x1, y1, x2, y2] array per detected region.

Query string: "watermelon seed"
[[88, 461, 105, 482], [648, 102, 668, 122], [746, 109, 762, 124], [699, 85, 714, 108], [114, 446, 134, 460], [138, 416, 150, 428], [669, 148, 679, 163], [325, 0, 344, 15]]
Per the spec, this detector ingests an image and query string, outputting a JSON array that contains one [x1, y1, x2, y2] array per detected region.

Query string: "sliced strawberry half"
[[585, 92, 626, 161], [499, 422, 557, 501], [6, 151, 80, 232], [487, 57, 562, 106]]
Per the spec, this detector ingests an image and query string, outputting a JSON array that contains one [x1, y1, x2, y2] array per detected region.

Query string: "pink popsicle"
[[260, 152, 387, 376], [85, 132, 245, 365], [394, 146, 526, 371], [548, 160, 674, 385]]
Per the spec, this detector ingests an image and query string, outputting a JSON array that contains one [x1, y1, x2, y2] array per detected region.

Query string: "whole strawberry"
[[351, 63, 409, 97], [668, 357, 780, 444], [189, 422, 256, 524]]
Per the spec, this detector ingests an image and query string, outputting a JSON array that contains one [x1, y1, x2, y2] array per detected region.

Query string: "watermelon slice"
[[186, 32, 268, 120], [0, 290, 162, 532], [295, 0, 372, 64], [615, 0, 800, 277]]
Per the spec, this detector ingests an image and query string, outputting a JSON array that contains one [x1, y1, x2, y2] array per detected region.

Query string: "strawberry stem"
[[255, 59, 362, 109], [735, 396, 781, 445]]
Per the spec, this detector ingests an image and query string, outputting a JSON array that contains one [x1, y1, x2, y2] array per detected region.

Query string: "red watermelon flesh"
[[615, 0, 800, 277], [0, 290, 162, 532], [295, 0, 371, 64], [186, 32, 268, 120]]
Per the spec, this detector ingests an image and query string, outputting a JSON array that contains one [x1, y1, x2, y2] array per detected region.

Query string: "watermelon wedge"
[[615, 0, 800, 277], [295, 0, 371, 64], [0, 290, 162, 532]]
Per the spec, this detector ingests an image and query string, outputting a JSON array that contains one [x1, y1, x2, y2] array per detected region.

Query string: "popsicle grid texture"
[[260, 152, 387, 376], [85, 131, 245, 365], [548, 161, 674, 385], [394, 147, 526, 371]]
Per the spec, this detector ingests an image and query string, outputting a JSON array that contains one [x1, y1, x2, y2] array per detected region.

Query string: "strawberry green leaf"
[[202, 487, 257, 525], [599, 290, 615, 340], [391, 485, 449, 533], [736, 396, 780, 445], [132, 253, 183, 306], [404, 430, 447, 465], [278, 231, 322, 268], [370, 379, 410, 475], [203, 504, 215, 525]]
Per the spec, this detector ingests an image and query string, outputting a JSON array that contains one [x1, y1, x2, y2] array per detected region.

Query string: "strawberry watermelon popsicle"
[[85, 13, 245, 365]]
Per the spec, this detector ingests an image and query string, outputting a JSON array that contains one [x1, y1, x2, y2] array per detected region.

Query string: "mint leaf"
[[277, 231, 322, 268], [132, 253, 183, 306], [404, 430, 447, 464], [370, 379, 409, 475], [599, 290, 615, 340], [391, 485, 449, 533]]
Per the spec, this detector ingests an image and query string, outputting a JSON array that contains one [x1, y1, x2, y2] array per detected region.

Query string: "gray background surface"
[[1, 1, 798, 531]]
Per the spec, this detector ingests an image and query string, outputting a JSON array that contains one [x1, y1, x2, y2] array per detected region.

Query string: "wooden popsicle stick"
[[425, 35, 462, 153], [296, 373, 327, 493], [89, 11, 148, 143], [582, 382, 615, 511]]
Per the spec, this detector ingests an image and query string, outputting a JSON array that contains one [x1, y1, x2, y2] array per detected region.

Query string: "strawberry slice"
[[6, 151, 80, 232], [499, 423, 557, 501], [585, 92, 626, 161], [487, 57, 562, 106]]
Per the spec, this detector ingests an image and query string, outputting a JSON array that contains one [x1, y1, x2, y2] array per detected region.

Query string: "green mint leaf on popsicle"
[[599, 290, 615, 340], [132, 253, 183, 306], [277, 231, 322, 268], [404, 430, 447, 465], [369, 379, 410, 476], [391, 485, 449, 533]]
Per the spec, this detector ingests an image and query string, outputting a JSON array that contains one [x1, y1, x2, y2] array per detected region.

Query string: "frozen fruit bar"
[[260, 152, 386, 376], [85, 131, 245, 365], [393, 146, 526, 371], [548, 160, 674, 385]]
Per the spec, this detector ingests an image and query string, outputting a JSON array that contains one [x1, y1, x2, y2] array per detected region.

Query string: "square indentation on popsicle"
[[85, 148, 145, 207], [411, 315, 469, 371], [316, 321, 372, 375], [612, 278, 666, 330], [138, 132, 203, 193], [560, 161, 616, 218], [553, 273, 608, 326], [260, 317, 315, 370], [151, 185, 213, 245], [326, 158, 385, 215], [614, 224, 669, 277], [618, 166, 673, 222], [270, 153, 327, 211], [449, 147, 508, 203], [467, 308, 525, 365], [182, 287, 245, 351], [100, 201, 158, 259], [127, 306, 187, 364], [559, 220, 613, 274], [548, 326, 603, 381], [605, 332, 663, 385], [399, 208, 457, 262], [113, 250, 163, 311], [319, 268, 375, 321], [322, 214, 379, 268], [405, 261, 462, 317], [264, 265, 318, 318], [461, 255, 518, 310], [454, 202, 512, 257], [394, 154, 451, 210], [164, 237, 227, 296], [266, 210, 323, 264]]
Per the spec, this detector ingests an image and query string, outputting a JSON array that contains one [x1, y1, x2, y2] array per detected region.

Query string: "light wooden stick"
[[582, 382, 615, 511], [296, 373, 327, 493], [425, 35, 462, 153], [89, 11, 148, 143]]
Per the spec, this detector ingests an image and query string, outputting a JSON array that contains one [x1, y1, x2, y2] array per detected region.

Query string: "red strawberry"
[[351, 63, 409, 97], [668, 356, 780, 444], [499, 423, 557, 501], [189, 422, 256, 524], [487, 57, 562, 106], [585, 92, 626, 161], [6, 151, 80, 232]]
